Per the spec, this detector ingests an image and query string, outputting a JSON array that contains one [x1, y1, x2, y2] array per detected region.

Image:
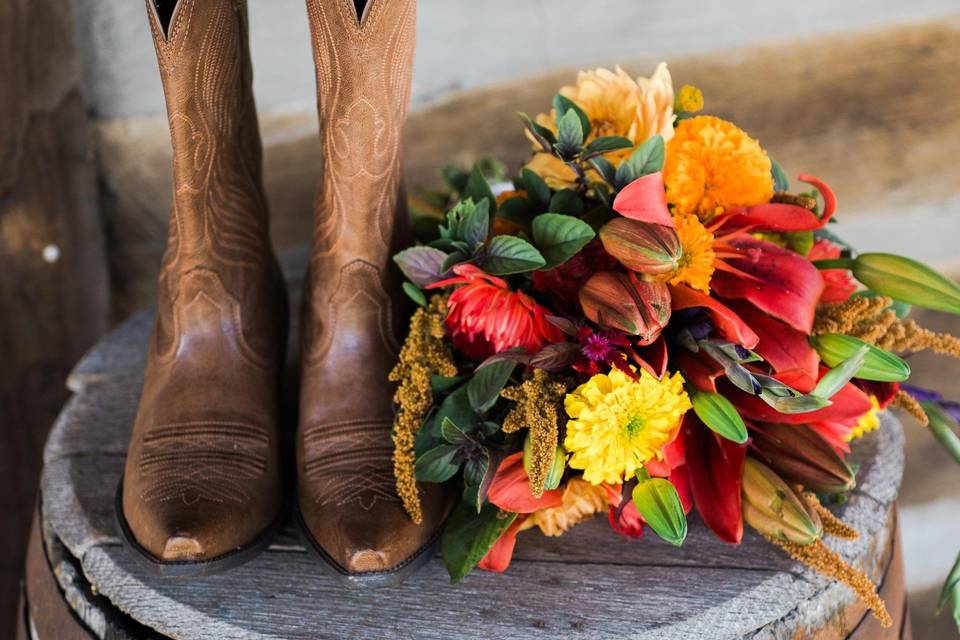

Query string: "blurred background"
[[2, 0, 959, 636]]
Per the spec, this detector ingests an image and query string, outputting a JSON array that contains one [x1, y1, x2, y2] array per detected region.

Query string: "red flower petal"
[[478, 516, 526, 573], [711, 237, 824, 334], [609, 501, 645, 538], [612, 172, 674, 227], [487, 452, 564, 514], [724, 300, 820, 393], [673, 350, 725, 393], [684, 415, 746, 544], [726, 175, 838, 232], [669, 285, 760, 349]]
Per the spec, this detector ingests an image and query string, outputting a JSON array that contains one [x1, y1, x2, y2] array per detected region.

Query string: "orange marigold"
[[664, 115, 773, 221], [660, 213, 715, 293]]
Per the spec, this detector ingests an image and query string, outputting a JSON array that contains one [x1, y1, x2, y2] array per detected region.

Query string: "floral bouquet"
[[389, 64, 960, 626]]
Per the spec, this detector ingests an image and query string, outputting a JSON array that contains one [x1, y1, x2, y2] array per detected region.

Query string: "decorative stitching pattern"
[[139, 421, 269, 505], [302, 419, 399, 510]]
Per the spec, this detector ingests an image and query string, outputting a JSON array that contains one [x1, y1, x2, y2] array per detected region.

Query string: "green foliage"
[[555, 109, 585, 159], [442, 502, 517, 583], [468, 361, 517, 414], [531, 213, 596, 269], [626, 135, 665, 178], [852, 253, 960, 314], [552, 94, 592, 138], [464, 165, 498, 215], [415, 443, 462, 482], [482, 235, 546, 275], [402, 281, 426, 306], [548, 189, 585, 216], [691, 391, 748, 443], [811, 345, 868, 399], [810, 334, 910, 382], [522, 168, 551, 210], [937, 550, 960, 633], [771, 159, 790, 192]]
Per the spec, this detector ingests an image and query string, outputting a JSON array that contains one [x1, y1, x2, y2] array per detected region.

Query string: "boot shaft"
[[306, 0, 417, 266], [146, 0, 270, 265]]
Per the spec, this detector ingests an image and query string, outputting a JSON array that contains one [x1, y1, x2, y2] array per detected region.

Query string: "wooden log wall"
[[0, 0, 109, 635]]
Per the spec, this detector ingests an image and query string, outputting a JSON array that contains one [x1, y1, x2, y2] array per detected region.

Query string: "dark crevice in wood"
[[153, 0, 178, 37]]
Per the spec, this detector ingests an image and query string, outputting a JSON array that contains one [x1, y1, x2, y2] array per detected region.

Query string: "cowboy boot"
[[296, 0, 451, 585], [118, 0, 287, 576]]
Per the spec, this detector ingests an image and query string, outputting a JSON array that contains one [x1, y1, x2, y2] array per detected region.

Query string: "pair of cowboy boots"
[[118, 0, 449, 585]]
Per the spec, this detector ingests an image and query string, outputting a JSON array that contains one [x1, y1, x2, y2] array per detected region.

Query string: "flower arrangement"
[[390, 63, 960, 627]]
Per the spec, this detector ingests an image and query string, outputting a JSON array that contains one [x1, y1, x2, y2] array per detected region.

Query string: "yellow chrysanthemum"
[[525, 64, 675, 190], [661, 213, 715, 293], [847, 395, 881, 442], [519, 478, 613, 537], [675, 84, 704, 113], [563, 368, 691, 485], [664, 115, 773, 221]]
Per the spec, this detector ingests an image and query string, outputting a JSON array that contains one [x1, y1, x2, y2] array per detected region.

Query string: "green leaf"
[[584, 135, 633, 156], [440, 164, 470, 194], [442, 502, 517, 583], [402, 281, 427, 306], [812, 345, 869, 399], [853, 253, 960, 314], [482, 236, 546, 275], [632, 475, 687, 546], [547, 189, 584, 217], [518, 112, 555, 152], [522, 168, 551, 210], [462, 449, 493, 512], [425, 386, 475, 440], [441, 417, 471, 445], [430, 375, 465, 394], [415, 444, 462, 482], [440, 198, 490, 247], [590, 156, 617, 185], [555, 109, 584, 159], [771, 159, 790, 192], [810, 334, 910, 382], [923, 402, 960, 466], [394, 246, 449, 287], [497, 195, 535, 227], [691, 391, 748, 443], [531, 213, 596, 269], [937, 549, 960, 627], [464, 165, 497, 215], [467, 360, 517, 414], [761, 390, 832, 414], [552, 94, 592, 139], [627, 135, 665, 177]]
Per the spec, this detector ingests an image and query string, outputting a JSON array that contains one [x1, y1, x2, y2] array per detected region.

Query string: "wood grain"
[[38, 269, 906, 639], [0, 0, 109, 635]]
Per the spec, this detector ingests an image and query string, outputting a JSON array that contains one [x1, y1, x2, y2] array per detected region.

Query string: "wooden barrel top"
[[37, 252, 908, 639]]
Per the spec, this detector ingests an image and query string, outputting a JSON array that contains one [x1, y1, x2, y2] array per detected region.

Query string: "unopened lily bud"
[[523, 437, 566, 492], [579, 271, 671, 344], [750, 423, 856, 494], [852, 253, 960, 314], [599, 218, 682, 275], [742, 457, 823, 545]]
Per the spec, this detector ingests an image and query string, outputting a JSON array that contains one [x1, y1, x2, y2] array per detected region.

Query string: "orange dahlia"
[[427, 264, 563, 360], [664, 115, 773, 221]]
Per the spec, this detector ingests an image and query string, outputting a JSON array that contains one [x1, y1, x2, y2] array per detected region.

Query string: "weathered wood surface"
[[37, 255, 908, 639], [0, 0, 109, 635]]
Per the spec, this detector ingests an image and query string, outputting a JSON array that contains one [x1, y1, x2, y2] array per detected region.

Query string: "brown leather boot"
[[117, 0, 287, 577], [296, 0, 451, 585]]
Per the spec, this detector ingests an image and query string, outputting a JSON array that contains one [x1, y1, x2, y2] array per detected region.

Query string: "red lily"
[[808, 238, 857, 304], [478, 516, 526, 573], [724, 300, 820, 393], [726, 175, 837, 232], [612, 172, 674, 227], [669, 284, 759, 349], [684, 415, 746, 544], [711, 236, 825, 334]]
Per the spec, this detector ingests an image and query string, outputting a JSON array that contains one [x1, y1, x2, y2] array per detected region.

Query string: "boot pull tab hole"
[[353, 0, 369, 25], [153, 0, 179, 38]]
